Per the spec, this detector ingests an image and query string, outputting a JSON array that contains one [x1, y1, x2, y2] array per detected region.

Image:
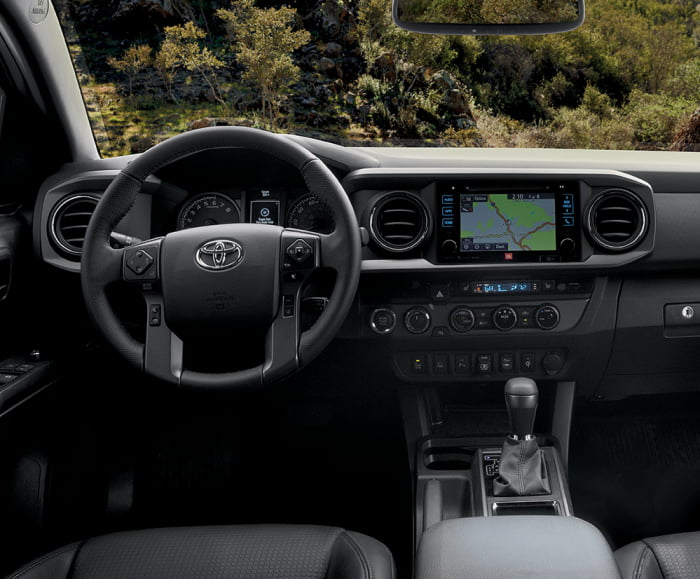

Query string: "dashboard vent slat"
[[586, 190, 648, 252], [49, 194, 99, 258], [369, 192, 431, 255]]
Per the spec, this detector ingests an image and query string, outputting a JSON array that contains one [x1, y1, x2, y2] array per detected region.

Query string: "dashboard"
[[31, 138, 700, 399]]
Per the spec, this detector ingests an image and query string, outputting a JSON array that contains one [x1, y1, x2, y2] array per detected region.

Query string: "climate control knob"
[[493, 306, 518, 331], [535, 304, 560, 330], [404, 307, 431, 334], [450, 307, 475, 332]]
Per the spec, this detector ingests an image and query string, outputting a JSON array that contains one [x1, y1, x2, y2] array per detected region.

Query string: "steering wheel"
[[81, 127, 361, 390]]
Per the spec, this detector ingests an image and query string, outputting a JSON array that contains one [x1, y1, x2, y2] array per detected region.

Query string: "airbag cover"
[[160, 224, 281, 338]]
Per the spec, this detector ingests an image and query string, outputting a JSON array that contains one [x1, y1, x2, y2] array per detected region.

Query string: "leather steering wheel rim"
[[81, 126, 361, 390]]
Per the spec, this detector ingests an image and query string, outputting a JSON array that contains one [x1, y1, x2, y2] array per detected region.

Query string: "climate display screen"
[[459, 193, 556, 252]]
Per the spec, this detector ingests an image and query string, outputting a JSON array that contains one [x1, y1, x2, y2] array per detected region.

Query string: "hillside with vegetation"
[[56, 0, 700, 156]]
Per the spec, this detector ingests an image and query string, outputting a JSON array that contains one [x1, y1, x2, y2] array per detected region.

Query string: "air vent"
[[369, 192, 431, 254], [586, 189, 648, 252], [49, 194, 99, 257]]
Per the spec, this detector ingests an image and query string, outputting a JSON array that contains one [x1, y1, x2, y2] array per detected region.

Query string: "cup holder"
[[424, 447, 474, 470]]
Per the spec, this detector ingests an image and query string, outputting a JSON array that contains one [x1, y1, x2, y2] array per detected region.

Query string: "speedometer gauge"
[[177, 193, 240, 230], [287, 194, 334, 234]]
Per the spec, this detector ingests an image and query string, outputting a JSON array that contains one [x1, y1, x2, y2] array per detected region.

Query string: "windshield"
[[55, 0, 700, 157]]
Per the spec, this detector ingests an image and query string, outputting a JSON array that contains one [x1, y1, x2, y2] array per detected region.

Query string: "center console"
[[410, 378, 619, 577]]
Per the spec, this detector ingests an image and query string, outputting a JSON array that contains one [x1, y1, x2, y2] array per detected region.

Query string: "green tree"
[[107, 44, 152, 96], [155, 22, 224, 104], [217, 0, 310, 126]]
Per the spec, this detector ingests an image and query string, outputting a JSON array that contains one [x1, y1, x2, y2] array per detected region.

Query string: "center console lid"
[[416, 516, 620, 579]]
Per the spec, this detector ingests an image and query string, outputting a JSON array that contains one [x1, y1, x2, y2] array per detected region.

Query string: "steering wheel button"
[[149, 304, 161, 326], [287, 239, 313, 262], [127, 249, 154, 275]]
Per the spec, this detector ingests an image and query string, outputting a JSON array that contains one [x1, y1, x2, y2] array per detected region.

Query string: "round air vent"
[[585, 189, 648, 252], [49, 194, 99, 257], [369, 192, 431, 254]]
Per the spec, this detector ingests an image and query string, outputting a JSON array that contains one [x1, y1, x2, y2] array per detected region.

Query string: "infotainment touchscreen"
[[459, 193, 556, 253], [436, 181, 580, 263]]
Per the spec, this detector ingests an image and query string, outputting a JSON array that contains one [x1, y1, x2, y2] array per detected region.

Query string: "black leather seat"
[[6, 524, 395, 579], [615, 531, 700, 579]]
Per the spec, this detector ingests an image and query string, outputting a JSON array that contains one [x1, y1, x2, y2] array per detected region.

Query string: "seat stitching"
[[341, 533, 372, 579], [7, 542, 81, 579], [635, 542, 654, 579]]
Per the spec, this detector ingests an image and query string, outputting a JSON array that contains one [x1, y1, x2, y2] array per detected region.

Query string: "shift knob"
[[504, 377, 538, 439]]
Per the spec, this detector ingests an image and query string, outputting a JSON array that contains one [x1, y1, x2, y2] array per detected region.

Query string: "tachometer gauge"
[[177, 193, 239, 229], [286, 194, 334, 234]]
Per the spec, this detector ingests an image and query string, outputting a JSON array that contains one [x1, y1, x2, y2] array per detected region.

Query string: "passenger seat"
[[615, 531, 700, 579]]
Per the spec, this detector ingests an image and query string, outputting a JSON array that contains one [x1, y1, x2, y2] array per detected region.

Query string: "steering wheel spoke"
[[143, 293, 183, 384], [122, 238, 163, 288]]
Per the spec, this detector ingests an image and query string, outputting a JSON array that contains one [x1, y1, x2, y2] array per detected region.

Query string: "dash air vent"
[[369, 192, 431, 254], [586, 189, 648, 252], [49, 194, 99, 257]]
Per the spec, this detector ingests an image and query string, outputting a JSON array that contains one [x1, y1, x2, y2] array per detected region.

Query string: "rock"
[[344, 92, 357, 105], [454, 116, 476, 130], [130, 135, 156, 153], [432, 70, 457, 92], [670, 107, 700, 152], [301, 97, 319, 107], [445, 89, 471, 115], [188, 117, 231, 130], [318, 57, 337, 73], [324, 42, 343, 57], [319, 0, 347, 37]]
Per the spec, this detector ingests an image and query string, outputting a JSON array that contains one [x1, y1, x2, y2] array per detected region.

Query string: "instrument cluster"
[[175, 189, 334, 234]]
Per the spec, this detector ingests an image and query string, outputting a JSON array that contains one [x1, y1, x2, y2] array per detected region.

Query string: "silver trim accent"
[[492, 500, 561, 516], [368, 192, 431, 254], [369, 308, 397, 335], [585, 189, 648, 252], [195, 239, 244, 271], [48, 194, 99, 256]]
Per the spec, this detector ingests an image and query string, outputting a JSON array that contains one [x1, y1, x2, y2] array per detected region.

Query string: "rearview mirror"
[[392, 0, 584, 35]]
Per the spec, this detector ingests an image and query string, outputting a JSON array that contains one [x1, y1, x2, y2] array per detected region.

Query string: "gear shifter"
[[493, 377, 551, 496], [505, 376, 539, 439]]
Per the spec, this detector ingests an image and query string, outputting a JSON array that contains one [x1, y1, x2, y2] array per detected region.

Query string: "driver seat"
[[7, 524, 395, 579]]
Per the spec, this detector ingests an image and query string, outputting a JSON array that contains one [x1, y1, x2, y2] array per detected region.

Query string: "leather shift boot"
[[493, 435, 551, 496]]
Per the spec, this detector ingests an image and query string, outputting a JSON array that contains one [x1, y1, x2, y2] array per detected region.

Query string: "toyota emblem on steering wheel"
[[195, 239, 244, 271]]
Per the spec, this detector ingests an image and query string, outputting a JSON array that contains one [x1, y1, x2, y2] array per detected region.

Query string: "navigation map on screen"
[[460, 193, 556, 252]]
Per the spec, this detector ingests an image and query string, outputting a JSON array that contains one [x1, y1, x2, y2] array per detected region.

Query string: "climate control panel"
[[369, 302, 571, 336]]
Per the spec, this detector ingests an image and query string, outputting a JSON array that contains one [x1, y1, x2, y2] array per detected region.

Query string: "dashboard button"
[[405, 307, 431, 334], [520, 353, 535, 373], [454, 354, 470, 374], [535, 304, 560, 330], [412, 356, 427, 374], [450, 307, 475, 332], [370, 308, 397, 335], [431, 326, 450, 337], [430, 284, 450, 302], [493, 306, 517, 331], [433, 354, 449, 375], [517, 308, 533, 328], [499, 353, 514, 373], [477, 354, 492, 374]]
